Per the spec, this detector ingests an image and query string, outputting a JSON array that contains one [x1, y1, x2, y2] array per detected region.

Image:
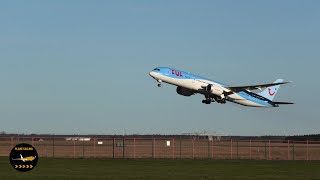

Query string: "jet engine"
[[206, 84, 224, 96], [176, 86, 194, 96]]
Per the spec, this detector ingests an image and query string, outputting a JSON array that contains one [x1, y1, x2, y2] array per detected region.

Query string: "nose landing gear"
[[157, 79, 162, 87]]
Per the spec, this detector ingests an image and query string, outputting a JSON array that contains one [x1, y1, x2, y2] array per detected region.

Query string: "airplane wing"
[[224, 81, 292, 92]]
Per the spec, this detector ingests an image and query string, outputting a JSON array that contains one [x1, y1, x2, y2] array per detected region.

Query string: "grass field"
[[0, 157, 319, 180]]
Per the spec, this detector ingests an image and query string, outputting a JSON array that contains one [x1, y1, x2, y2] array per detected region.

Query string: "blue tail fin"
[[258, 79, 283, 101]]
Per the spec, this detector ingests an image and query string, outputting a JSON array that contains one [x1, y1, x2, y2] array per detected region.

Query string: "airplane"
[[149, 67, 293, 107], [12, 154, 36, 162]]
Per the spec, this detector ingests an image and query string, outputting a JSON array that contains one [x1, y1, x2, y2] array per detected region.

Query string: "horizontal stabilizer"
[[272, 101, 294, 105]]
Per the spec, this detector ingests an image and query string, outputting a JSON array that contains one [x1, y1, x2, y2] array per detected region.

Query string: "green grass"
[[0, 157, 319, 180]]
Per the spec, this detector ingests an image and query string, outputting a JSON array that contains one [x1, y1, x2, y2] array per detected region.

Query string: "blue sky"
[[0, 1, 319, 135]]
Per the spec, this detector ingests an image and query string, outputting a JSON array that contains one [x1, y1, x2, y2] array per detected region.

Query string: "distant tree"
[[0, 131, 6, 135]]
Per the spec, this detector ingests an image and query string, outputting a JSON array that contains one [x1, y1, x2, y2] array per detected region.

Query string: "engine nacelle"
[[176, 86, 194, 96], [206, 84, 224, 96]]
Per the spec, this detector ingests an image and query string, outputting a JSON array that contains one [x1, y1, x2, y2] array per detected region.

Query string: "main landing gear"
[[215, 96, 226, 104], [202, 99, 212, 104], [202, 95, 214, 104], [217, 99, 226, 104], [202, 95, 227, 104]]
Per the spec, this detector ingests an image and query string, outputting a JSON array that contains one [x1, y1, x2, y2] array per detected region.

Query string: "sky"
[[0, 1, 319, 136]]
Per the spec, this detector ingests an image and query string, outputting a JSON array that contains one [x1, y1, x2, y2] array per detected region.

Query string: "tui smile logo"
[[9, 143, 38, 172], [268, 88, 277, 96]]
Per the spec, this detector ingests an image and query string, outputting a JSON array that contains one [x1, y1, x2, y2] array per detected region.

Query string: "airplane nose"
[[149, 71, 155, 77]]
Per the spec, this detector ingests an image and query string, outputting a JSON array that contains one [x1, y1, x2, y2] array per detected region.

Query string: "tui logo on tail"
[[268, 88, 277, 96]]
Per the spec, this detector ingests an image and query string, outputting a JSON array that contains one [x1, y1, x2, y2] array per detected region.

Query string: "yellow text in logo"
[[15, 147, 33, 151]]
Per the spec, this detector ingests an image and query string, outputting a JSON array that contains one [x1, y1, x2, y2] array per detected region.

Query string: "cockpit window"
[[153, 68, 160, 71]]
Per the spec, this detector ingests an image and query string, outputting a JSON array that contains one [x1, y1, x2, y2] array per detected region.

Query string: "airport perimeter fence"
[[0, 136, 320, 160]]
